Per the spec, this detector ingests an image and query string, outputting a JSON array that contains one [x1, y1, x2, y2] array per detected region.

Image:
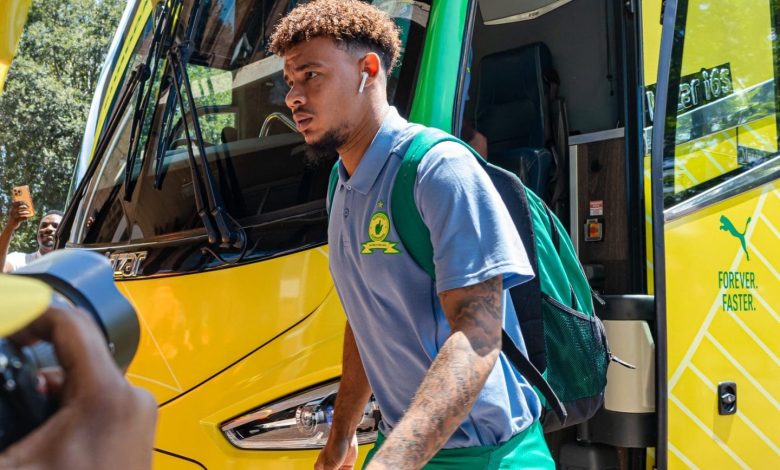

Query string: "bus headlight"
[[220, 382, 381, 450]]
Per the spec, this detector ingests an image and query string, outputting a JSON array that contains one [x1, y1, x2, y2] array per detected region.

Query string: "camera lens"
[[12, 250, 139, 369]]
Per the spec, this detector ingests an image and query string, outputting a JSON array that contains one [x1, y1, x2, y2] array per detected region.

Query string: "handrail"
[[259, 111, 298, 137]]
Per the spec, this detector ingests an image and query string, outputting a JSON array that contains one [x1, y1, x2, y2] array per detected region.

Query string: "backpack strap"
[[502, 330, 567, 425], [391, 129, 481, 279], [392, 128, 567, 425], [327, 161, 340, 217]]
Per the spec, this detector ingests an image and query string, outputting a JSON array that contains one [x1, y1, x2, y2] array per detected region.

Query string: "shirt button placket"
[[342, 183, 352, 247], [343, 184, 352, 218]]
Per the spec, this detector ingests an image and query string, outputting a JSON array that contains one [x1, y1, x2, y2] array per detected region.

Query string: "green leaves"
[[0, 0, 123, 252]]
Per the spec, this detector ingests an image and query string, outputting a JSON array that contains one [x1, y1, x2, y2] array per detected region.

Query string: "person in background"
[[461, 121, 488, 159], [1, 204, 63, 272], [460, 48, 488, 159]]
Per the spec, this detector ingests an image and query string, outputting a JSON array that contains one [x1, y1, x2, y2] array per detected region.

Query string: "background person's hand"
[[6, 201, 32, 232], [0, 303, 157, 469], [315, 433, 359, 470]]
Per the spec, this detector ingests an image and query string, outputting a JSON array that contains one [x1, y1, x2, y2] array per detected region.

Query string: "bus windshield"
[[68, 0, 430, 252]]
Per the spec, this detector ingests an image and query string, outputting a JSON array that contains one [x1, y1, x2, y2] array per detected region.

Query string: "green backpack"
[[328, 128, 617, 432]]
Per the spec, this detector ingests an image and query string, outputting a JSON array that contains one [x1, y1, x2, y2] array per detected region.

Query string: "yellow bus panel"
[[665, 182, 780, 468]]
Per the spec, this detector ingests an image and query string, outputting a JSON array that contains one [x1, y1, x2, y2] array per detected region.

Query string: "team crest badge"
[[361, 209, 400, 254]]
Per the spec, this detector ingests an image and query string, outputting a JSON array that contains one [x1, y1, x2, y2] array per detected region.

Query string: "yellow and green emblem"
[[361, 211, 400, 254]]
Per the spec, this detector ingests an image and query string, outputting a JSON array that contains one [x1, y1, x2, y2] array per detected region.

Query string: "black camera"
[[0, 250, 139, 450]]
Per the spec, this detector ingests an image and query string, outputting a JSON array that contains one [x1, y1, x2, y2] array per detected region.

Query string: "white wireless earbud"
[[358, 71, 369, 94]]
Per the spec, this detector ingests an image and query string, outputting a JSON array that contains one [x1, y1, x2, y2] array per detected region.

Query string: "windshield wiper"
[[153, 0, 199, 190], [163, 46, 219, 246], [59, 2, 182, 246], [123, 0, 178, 201], [57, 61, 151, 248], [125, 0, 245, 258], [165, 42, 246, 252], [154, 75, 177, 188]]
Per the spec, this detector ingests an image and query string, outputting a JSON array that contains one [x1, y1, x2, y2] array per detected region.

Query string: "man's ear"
[[360, 52, 382, 79], [357, 52, 382, 95]]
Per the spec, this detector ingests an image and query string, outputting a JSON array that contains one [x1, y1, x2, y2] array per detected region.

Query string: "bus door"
[[652, 0, 780, 467]]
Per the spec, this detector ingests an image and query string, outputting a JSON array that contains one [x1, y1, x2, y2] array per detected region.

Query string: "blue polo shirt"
[[328, 107, 541, 449]]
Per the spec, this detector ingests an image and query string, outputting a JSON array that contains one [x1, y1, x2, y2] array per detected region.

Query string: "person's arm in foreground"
[[367, 275, 503, 470], [315, 322, 373, 470], [0, 202, 31, 272], [0, 304, 157, 469]]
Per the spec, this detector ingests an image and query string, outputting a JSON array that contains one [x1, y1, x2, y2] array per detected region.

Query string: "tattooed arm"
[[366, 275, 503, 470], [315, 322, 373, 470]]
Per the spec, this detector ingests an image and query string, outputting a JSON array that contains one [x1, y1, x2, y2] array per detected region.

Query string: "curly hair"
[[269, 0, 402, 73]]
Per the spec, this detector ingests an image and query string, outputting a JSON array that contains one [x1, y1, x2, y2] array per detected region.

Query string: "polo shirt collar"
[[339, 107, 406, 195]]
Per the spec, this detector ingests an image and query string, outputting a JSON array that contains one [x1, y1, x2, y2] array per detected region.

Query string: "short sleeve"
[[413, 142, 534, 293]]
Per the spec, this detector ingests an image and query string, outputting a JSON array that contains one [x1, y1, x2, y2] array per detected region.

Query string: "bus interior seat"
[[476, 42, 568, 207], [221, 127, 239, 144]]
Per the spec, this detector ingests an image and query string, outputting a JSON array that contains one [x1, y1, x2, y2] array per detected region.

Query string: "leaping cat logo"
[[719, 215, 751, 261]]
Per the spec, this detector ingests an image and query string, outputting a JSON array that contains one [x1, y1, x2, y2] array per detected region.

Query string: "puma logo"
[[720, 215, 751, 261]]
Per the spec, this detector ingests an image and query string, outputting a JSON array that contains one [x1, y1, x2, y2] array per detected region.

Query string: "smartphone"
[[12, 185, 36, 217]]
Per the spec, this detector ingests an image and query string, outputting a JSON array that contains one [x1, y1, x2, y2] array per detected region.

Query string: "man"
[[0, 275, 157, 469], [270, 1, 554, 469], [1, 204, 62, 272], [462, 121, 488, 159]]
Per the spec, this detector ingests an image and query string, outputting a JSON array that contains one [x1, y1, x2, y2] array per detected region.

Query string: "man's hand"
[[367, 276, 503, 469], [6, 202, 32, 232], [315, 433, 358, 470], [315, 323, 371, 470], [0, 303, 157, 469], [1, 202, 33, 272]]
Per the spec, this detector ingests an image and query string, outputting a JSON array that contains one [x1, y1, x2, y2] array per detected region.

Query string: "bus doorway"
[[462, 0, 647, 295], [460, 1, 655, 468]]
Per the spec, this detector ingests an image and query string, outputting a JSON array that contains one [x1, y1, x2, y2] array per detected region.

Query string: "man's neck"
[[338, 102, 389, 176]]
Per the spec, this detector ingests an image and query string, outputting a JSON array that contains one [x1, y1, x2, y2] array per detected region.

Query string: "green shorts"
[[363, 421, 554, 469]]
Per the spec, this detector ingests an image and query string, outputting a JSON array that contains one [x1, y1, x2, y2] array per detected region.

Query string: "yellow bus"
[[53, 0, 780, 468]]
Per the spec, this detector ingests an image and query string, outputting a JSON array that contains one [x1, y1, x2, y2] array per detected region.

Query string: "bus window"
[[69, 0, 430, 272], [662, 0, 779, 208]]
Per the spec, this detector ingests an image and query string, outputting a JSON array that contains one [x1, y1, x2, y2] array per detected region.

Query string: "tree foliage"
[[0, 0, 124, 252]]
